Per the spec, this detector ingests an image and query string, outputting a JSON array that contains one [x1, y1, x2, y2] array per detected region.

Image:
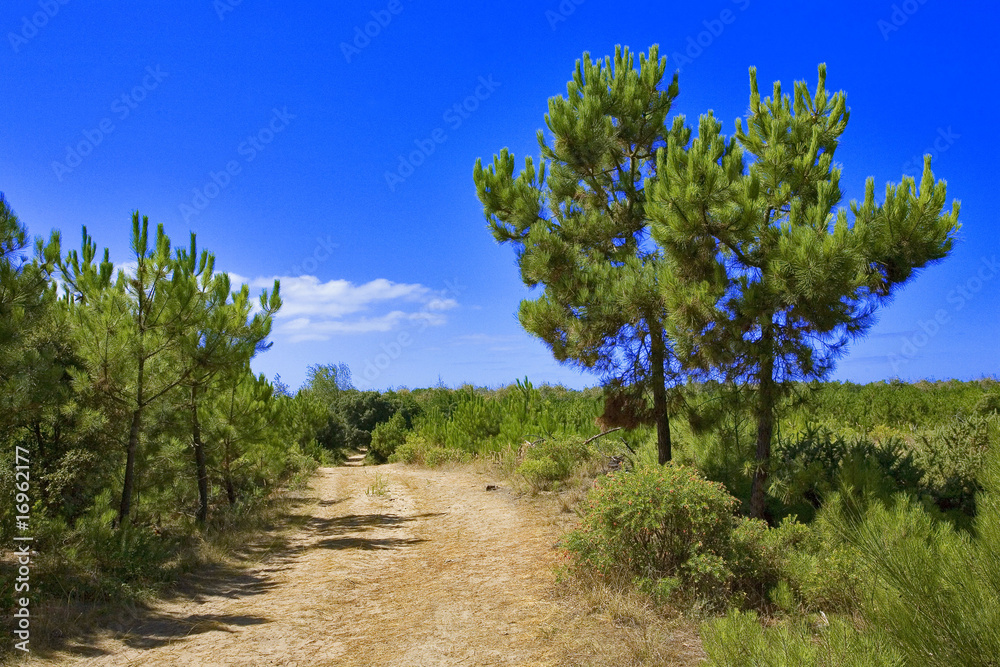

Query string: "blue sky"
[[2, 0, 997, 390]]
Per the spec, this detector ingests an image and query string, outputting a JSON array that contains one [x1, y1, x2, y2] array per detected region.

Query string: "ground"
[[20, 456, 704, 666]]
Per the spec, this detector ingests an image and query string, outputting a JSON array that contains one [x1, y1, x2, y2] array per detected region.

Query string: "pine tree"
[[0, 195, 68, 508], [474, 45, 684, 463], [207, 370, 277, 506], [649, 65, 960, 518], [58, 213, 207, 525], [179, 253, 280, 524]]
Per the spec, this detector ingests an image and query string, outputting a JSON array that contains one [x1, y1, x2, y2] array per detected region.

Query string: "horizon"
[[3, 1, 997, 391]]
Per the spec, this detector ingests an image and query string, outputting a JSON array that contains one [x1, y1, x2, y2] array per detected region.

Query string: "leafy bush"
[[368, 412, 408, 462], [564, 464, 738, 601], [727, 516, 812, 609], [412, 379, 601, 457], [515, 436, 595, 491], [388, 433, 470, 466], [770, 424, 923, 519], [517, 456, 563, 491]]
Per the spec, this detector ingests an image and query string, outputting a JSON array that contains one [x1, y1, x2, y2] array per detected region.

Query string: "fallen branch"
[[582, 427, 623, 447]]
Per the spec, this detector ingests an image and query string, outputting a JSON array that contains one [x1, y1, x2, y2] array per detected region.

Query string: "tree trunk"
[[118, 407, 142, 526], [191, 385, 209, 525], [32, 422, 49, 504], [225, 474, 236, 507], [750, 325, 776, 520], [649, 324, 672, 465], [223, 441, 236, 506]]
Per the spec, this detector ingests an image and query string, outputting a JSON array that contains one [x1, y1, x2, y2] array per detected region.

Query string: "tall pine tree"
[[179, 254, 280, 524], [58, 213, 206, 525], [474, 45, 684, 463], [650, 65, 960, 518]]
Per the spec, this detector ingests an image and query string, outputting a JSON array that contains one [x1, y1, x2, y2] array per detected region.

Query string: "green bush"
[[702, 610, 904, 666], [515, 436, 595, 491], [410, 379, 602, 457], [564, 463, 738, 601], [728, 515, 810, 609], [830, 446, 1000, 666], [516, 456, 563, 491], [770, 424, 923, 520], [388, 433, 470, 466], [368, 412, 408, 462]]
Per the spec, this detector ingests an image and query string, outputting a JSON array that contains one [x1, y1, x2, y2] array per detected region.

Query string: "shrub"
[[515, 436, 594, 491], [517, 456, 563, 492], [388, 433, 470, 466], [564, 463, 738, 601], [728, 515, 810, 609], [368, 412, 408, 462], [423, 446, 470, 466], [831, 446, 1000, 666], [701, 610, 904, 666], [769, 424, 923, 520]]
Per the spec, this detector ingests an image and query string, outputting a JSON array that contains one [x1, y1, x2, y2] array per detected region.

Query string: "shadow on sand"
[[25, 494, 437, 660]]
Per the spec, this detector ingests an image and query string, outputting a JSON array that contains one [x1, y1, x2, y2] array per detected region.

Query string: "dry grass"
[[492, 453, 708, 667], [545, 570, 707, 666], [0, 483, 312, 665]]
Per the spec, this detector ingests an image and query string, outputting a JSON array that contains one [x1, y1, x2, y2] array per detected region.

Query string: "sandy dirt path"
[[30, 462, 581, 666]]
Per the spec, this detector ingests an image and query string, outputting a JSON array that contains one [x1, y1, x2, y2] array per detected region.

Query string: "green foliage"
[[564, 464, 737, 601], [650, 64, 960, 517], [475, 46, 684, 462], [305, 362, 353, 400], [69, 496, 171, 586], [305, 383, 408, 457], [670, 380, 998, 526], [516, 456, 564, 491], [727, 516, 810, 610], [388, 432, 471, 466], [706, 439, 1000, 665], [769, 424, 924, 521], [516, 436, 595, 491], [368, 412, 408, 462], [832, 446, 1000, 666], [702, 610, 904, 666], [410, 379, 601, 460], [0, 202, 326, 611]]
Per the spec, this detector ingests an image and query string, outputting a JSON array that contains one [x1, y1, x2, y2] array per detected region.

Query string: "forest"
[[2, 44, 997, 666]]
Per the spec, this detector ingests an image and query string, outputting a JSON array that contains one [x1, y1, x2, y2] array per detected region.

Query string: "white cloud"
[[229, 274, 457, 343]]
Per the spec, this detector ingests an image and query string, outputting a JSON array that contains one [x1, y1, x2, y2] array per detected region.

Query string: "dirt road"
[[31, 462, 584, 666]]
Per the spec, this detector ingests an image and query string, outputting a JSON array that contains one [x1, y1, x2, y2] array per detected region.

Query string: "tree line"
[[0, 200, 326, 554]]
